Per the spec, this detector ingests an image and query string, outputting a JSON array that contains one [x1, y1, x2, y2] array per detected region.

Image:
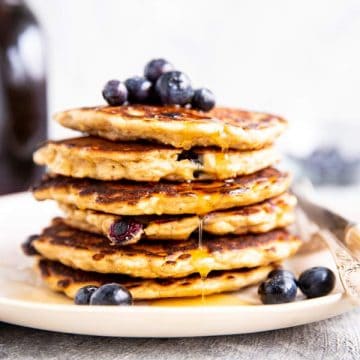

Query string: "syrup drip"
[[191, 216, 212, 303], [187, 217, 211, 303], [198, 217, 205, 302], [191, 175, 228, 303], [213, 152, 230, 178], [198, 216, 203, 249]]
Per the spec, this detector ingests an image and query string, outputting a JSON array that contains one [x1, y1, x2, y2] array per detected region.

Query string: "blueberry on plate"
[[298, 266, 335, 298], [144, 58, 174, 83], [89, 283, 133, 306], [125, 76, 152, 103], [74, 285, 99, 305], [102, 79, 128, 106], [191, 88, 215, 111], [258, 276, 297, 304], [267, 269, 297, 283], [155, 71, 194, 105]]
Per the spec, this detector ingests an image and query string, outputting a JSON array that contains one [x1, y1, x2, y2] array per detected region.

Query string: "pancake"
[[37, 258, 274, 300], [59, 193, 297, 245], [31, 218, 302, 278], [54, 105, 287, 150], [33, 167, 291, 216], [33, 136, 279, 182]]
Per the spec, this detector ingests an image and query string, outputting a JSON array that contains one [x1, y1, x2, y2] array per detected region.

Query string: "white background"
[[28, 0, 360, 154]]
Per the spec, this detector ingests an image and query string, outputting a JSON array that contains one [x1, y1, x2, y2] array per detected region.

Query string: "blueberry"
[[74, 285, 98, 305], [155, 71, 194, 105], [102, 80, 128, 106], [298, 267, 335, 298], [22, 235, 39, 256], [89, 283, 133, 305], [125, 76, 152, 103], [258, 276, 297, 304], [193, 170, 204, 179], [144, 58, 174, 83], [109, 219, 143, 245], [267, 269, 297, 283], [176, 150, 203, 165], [191, 88, 215, 111]]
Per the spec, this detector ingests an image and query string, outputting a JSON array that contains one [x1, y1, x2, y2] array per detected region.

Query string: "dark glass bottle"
[[0, 0, 47, 195]]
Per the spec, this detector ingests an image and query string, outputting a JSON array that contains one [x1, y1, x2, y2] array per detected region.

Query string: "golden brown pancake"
[[33, 136, 279, 182], [37, 258, 274, 300], [59, 193, 296, 245], [33, 168, 291, 216], [31, 218, 301, 278], [54, 105, 287, 150]]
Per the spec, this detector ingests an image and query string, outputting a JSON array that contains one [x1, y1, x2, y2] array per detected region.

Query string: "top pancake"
[[54, 105, 287, 150]]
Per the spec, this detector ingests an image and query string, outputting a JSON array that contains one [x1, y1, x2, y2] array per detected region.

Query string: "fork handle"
[[320, 229, 360, 306], [345, 224, 360, 260]]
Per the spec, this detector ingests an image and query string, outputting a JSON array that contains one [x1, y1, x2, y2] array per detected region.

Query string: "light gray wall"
[[28, 0, 360, 154]]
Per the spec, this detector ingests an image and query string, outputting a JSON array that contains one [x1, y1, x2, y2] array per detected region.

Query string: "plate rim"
[[0, 292, 348, 312]]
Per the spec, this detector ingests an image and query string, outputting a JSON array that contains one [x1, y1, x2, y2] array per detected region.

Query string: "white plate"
[[0, 192, 356, 337]]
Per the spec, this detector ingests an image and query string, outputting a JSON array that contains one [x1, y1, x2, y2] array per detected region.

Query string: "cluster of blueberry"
[[75, 283, 133, 306], [102, 58, 216, 111], [258, 266, 335, 304], [73, 266, 335, 306]]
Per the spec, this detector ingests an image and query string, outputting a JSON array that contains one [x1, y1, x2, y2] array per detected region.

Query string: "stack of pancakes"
[[25, 105, 302, 301]]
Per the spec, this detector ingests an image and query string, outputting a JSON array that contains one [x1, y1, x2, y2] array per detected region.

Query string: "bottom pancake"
[[37, 258, 274, 300]]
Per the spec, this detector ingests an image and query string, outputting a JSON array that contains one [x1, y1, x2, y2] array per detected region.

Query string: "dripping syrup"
[[189, 217, 212, 303]]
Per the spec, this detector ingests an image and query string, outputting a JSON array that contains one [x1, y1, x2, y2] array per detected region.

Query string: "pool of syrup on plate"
[[148, 293, 253, 307]]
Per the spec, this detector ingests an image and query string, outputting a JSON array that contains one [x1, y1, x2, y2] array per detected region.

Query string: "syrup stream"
[[198, 216, 204, 249], [198, 217, 205, 302]]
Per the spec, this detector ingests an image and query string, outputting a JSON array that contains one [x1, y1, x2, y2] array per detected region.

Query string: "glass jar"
[[0, 0, 47, 194]]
